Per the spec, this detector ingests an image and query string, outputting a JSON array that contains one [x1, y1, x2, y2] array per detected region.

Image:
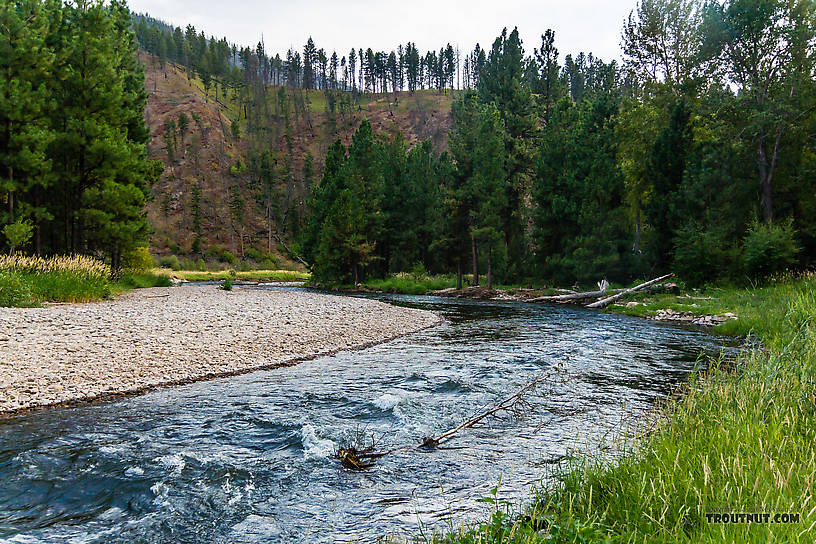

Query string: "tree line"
[[1, 0, 160, 271], [303, 0, 816, 287], [134, 14, 487, 96]]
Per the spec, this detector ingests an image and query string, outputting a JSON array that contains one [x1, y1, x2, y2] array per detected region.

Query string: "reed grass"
[[0, 254, 112, 306]]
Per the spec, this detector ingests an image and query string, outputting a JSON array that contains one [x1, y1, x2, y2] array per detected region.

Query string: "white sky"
[[127, 0, 636, 63]]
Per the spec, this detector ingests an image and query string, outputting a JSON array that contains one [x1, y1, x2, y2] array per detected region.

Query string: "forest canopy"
[[0, 0, 161, 272]]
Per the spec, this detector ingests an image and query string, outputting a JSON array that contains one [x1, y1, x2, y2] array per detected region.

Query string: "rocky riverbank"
[[0, 285, 441, 414]]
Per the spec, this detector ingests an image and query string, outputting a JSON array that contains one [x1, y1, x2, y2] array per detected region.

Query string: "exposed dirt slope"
[[141, 54, 454, 264]]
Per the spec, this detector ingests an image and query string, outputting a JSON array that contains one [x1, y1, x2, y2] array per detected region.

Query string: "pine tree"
[[0, 0, 53, 254]]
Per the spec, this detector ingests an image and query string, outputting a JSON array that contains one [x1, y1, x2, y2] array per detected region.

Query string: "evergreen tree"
[[0, 0, 54, 254]]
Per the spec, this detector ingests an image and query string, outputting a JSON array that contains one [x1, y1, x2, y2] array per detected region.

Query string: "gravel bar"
[[0, 286, 440, 414]]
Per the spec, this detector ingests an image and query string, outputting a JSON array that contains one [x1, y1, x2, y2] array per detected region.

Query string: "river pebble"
[[0, 286, 440, 413]]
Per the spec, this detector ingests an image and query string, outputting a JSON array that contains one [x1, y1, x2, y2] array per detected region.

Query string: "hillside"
[[141, 54, 454, 267]]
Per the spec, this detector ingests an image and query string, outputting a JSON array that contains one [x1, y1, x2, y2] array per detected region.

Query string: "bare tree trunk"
[[471, 234, 479, 287], [456, 259, 463, 290], [267, 202, 272, 254], [34, 186, 40, 255], [486, 247, 493, 290], [758, 128, 783, 223], [758, 137, 772, 222]]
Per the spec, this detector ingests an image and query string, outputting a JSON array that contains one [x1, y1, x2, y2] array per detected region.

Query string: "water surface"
[[0, 289, 732, 542]]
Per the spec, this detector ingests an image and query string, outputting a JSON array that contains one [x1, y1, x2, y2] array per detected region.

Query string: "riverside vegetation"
[[0, 253, 170, 307]]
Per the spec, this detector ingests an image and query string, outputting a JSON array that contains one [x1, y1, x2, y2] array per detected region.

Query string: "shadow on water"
[[0, 287, 737, 543]]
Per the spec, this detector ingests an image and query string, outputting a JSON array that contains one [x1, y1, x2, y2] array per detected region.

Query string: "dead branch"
[[271, 232, 309, 267], [586, 273, 674, 309], [334, 375, 546, 469], [429, 376, 543, 447], [529, 279, 609, 303]]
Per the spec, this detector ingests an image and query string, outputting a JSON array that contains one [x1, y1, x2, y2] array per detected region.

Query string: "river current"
[[0, 289, 732, 542]]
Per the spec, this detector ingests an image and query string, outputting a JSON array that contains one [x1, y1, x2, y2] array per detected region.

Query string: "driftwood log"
[[586, 273, 675, 309], [528, 280, 610, 303]]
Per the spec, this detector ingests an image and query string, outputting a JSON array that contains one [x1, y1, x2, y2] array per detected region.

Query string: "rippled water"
[[0, 289, 732, 543]]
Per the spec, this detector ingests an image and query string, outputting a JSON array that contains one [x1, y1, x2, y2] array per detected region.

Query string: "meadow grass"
[[116, 272, 173, 290], [428, 274, 816, 543], [164, 268, 310, 283], [363, 273, 457, 295]]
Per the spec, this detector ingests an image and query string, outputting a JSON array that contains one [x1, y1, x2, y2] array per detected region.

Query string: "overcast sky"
[[127, 0, 636, 63]]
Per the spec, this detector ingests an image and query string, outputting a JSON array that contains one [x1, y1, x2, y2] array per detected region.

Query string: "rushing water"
[[0, 289, 733, 543]]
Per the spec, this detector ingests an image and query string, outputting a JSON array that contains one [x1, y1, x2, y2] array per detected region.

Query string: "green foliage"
[[0, 271, 34, 307], [158, 255, 181, 270], [673, 223, 739, 287], [117, 272, 172, 289], [364, 273, 455, 294], [218, 250, 237, 264], [121, 246, 154, 273], [1, 0, 155, 268], [221, 277, 233, 290], [742, 219, 798, 281], [228, 159, 247, 176], [3, 220, 33, 253], [231, 119, 241, 140]]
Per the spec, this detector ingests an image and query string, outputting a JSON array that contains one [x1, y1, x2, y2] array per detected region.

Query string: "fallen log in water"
[[586, 273, 675, 309], [528, 280, 609, 303]]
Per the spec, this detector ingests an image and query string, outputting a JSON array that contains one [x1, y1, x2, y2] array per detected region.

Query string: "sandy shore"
[[0, 286, 440, 414]]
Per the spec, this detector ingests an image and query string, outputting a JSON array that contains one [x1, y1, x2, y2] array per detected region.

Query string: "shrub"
[[218, 250, 237, 264], [244, 247, 263, 262], [122, 247, 154, 272], [228, 159, 246, 176], [222, 277, 233, 291], [205, 245, 223, 260], [673, 224, 739, 287], [158, 255, 181, 271], [3, 220, 33, 252], [742, 219, 798, 281]]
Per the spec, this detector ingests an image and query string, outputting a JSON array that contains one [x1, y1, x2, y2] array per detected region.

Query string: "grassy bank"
[[363, 273, 457, 295], [163, 269, 309, 282], [0, 255, 172, 307], [358, 273, 551, 295], [433, 274, 816, 543]]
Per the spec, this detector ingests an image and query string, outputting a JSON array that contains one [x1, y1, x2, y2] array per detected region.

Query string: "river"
[[0, 288, 732, 543]]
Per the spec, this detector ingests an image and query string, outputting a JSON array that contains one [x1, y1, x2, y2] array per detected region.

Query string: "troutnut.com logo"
[[705, 512, 800, 524]]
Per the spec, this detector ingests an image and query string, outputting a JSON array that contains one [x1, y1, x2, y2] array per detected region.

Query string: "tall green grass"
[[0, 254, 113, 306], [430, 274, 816, 543], [363, 273, 457, 295], [0, 255, 175, 306]]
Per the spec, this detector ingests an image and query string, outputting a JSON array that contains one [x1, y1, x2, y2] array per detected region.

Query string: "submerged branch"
[[335, 375, 546, 470]]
